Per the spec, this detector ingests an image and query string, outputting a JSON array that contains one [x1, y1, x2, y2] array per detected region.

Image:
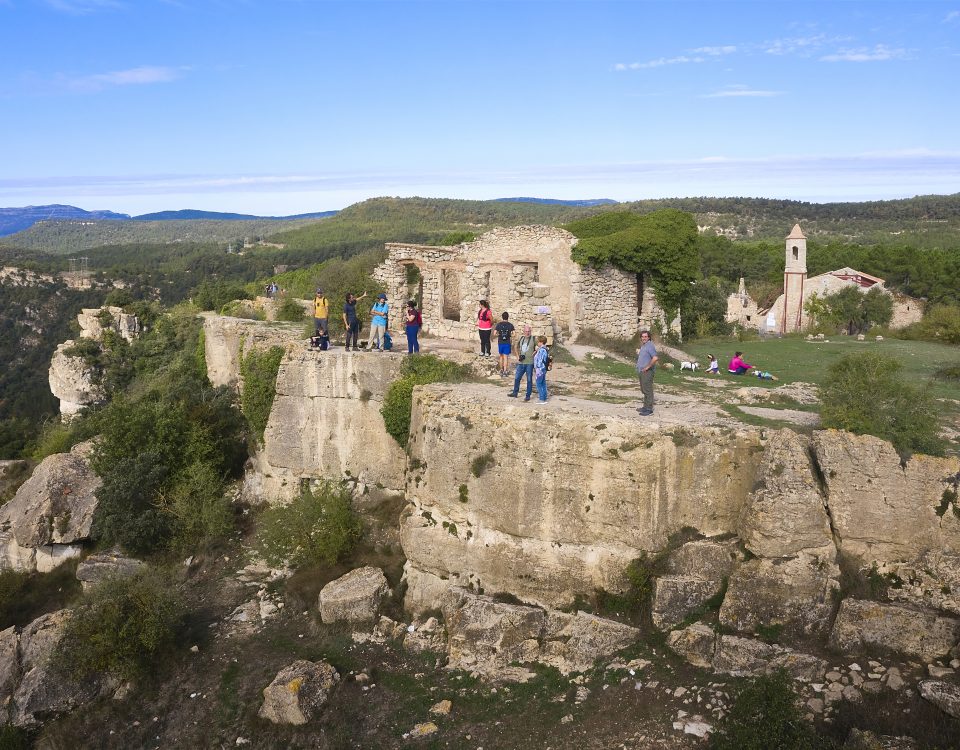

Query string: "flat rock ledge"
[[258, 660, 340, 725], [319, 566, 390, 624], [667, 622, 827, 682], [918, 679, 960, 720]]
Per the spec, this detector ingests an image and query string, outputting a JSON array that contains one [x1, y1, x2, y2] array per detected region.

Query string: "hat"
[[377, 293, 387, 299], [316, 288, 323, 294]]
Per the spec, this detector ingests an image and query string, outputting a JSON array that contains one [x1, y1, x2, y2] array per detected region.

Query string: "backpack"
[[383, 330, 393, 351], [545, 348, 554, 371]]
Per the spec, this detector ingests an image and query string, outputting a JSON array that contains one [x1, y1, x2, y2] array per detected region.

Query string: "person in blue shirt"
[[533, 336, 550, 403], [635, 330, 659, 416], [370, 293, 390, 351]]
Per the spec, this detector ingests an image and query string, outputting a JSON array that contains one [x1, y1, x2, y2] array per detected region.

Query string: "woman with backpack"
[[405, 299, 422, 354], [476, 300, 493, 357]]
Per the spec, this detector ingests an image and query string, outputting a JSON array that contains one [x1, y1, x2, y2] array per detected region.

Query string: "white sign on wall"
[[536, 305, 551, 314]]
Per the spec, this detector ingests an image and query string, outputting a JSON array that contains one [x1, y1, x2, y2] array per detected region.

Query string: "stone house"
[[726, 224, 923, 333], [372, 225, 677, 343]]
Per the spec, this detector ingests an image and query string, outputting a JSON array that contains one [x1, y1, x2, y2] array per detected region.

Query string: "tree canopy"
[[567, 209, 700, 315]]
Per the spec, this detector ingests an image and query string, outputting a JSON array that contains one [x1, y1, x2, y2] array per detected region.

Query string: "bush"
[[381, 355, 467, 446], [256, 481, 363, 569], [902, 304, 960, 344], [191, 279, 252, 311], [819, 351, 944, 456], [0, 565, 81, 630], [55, 568, 184, 681], [680, 279, 732, 339], [160, 460, 235, 552], [239, 345, 285, 442], [276, 297, 307, 322], [710, 671, 826, 750], [0, 724, 32, 750]]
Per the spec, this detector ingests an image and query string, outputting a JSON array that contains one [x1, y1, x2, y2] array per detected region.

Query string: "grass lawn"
[[678, 335, 960, 402]]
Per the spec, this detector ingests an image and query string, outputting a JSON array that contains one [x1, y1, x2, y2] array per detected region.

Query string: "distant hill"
[[0, 204, 128, 237], [133, 209, 338, 221], [494, 197, 617, 207]]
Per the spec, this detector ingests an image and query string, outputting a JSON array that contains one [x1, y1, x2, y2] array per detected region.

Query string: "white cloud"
[[945, 10, 960, 23], [703, 84, 783, 98], [820, 45, 908, 62], [63, 65, 186, 92], [614, 55, 705, 70], [689, 45, 737, 56], [44, 0, 124, 13], [763, 34, 850, 56]]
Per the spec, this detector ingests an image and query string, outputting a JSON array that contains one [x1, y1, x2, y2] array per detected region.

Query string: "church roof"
[[786, 223, 806, 240]]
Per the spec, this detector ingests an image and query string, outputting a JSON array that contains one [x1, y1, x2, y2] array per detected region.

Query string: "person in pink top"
[[728, 351, 753, 374], [477, 300, 493, 357]]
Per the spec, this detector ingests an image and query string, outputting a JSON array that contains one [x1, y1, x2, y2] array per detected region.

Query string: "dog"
[[679, 360, 699, 372]]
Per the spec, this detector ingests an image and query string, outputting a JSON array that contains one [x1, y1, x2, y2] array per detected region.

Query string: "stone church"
[[373, 225, 679, 343], [726, 224, 923, 333]]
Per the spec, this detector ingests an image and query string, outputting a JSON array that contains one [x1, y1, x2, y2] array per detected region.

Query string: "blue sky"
[[1, 0, 958, 214]]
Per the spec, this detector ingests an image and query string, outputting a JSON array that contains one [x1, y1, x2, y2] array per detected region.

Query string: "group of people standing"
[[476, 301, 550, 402], [313, 289, 423, 353]]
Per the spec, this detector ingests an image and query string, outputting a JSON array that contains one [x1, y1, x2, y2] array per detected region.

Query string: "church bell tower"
[[782, 224, 807, 333]]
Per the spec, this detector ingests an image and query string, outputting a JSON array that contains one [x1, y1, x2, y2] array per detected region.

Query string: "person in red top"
[[477, 300, 493, 357], [728, 351, 753, 374]]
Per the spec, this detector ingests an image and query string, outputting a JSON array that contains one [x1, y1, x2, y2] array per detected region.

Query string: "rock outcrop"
[[77, 306, 140, 342], [0, 441, 100, 572], [75, 551, 144, 592], [7, 609, 114, 727], [201, 313, 303, 388], [441, 587, 639, 681], [828, 599, 960, 662], [48, 342, 104, 416], [402, 384, 764, 612]]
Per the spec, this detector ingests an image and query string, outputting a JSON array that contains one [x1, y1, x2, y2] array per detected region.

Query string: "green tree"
[[680, 279, 731, 338], [805, 286, 893, 334], [567, 209, 700, 315], [820, 351, 943, 456]]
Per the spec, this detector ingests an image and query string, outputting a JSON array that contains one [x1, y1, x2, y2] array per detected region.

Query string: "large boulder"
[[738, 430, 834, 558], [440, 588, 638, 681], [812, 431, 960, 564], [719, 551, 839, 639], [75, 551, 144, 592], [48, 343, 104, 417], [663, 538, 740, 579], [828, 599, 960, 662], [666, 622, 717, 668], [652, 538, 740, 631], [319, 567, 390, 624], [651, 576, 724, 631], [0, 626, 18, 711], [258, 660, 340, 725], [917, 680, 960, 719], [0, 441, 100, 573], [11, 610, 112, 727]]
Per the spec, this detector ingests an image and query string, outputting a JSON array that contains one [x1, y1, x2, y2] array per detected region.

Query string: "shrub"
[[0, 565, 81, 630], [55, 568, 184, 681], [381, 355, 467, 446], [0, 724, 32, 750], [470, 449, 495, 478], [160, 461, 235, 551], [819, 351, 944, 456], [191, 279, 252, 312], [239, 345, 285, 442], [710, 671, 826, 750], [256, 481, 363, 569], [276, 297, 307, 322], [902, 304, 960, 344]]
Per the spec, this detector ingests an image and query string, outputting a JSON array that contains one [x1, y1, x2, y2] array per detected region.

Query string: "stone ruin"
[[373, 225, 679, 344]]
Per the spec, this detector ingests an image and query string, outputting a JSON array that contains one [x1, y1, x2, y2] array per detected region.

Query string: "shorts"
[[498, 343, 512, 355]]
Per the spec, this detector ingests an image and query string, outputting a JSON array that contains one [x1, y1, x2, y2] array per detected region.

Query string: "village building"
[[726, 224, 923, 333], [373, 225, 679, 343]]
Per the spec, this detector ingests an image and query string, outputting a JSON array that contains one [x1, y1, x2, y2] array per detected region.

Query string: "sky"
[[1, 0, 959, 215]]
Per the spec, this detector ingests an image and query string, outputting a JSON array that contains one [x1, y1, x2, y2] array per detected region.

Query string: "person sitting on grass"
[[728, 351, 754, 374], [707, 354, 719, 374]]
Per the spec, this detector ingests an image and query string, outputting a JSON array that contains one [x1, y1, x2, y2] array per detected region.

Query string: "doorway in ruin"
[[442, 269, 461, 321], [636, 273, 645, 322], [404, 264, 423, 308]]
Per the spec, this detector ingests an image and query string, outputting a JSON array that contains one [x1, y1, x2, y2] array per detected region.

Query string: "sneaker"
[[507, 392, 518, 398], [637, 408, 653, 416], [523, 397, 531, 402]]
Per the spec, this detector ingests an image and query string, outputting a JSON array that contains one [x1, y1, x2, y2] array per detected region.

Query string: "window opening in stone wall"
[[515, 261, 539, 281], [442, 269, 461, 321], [792, 246, 799, 260]]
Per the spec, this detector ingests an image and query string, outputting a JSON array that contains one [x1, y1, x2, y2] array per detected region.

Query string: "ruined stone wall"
[[570, 265, 638, 339]]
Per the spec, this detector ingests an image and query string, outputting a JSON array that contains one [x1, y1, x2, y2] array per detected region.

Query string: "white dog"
[[679, 360, 699, 372]]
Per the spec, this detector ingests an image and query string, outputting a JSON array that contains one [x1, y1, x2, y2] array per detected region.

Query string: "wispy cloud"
[[61, 65, 186, 92], [820, 45, 908, 62], [703, 84, 783, 98], [945, 10, 960, 23], [689, 45, 737, 56], [763, 34, 851, 56], [44, 0, 124, 13], [614, 56, 704, 70]]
